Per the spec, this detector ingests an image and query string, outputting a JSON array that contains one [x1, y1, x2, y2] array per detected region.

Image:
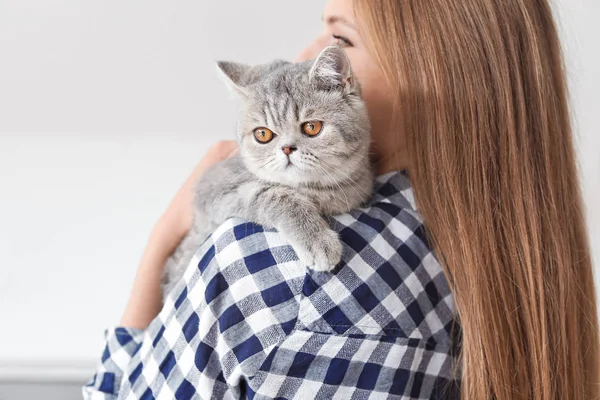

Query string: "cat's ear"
[[309, 45, 355, 92], [216, 61, 252, 96]]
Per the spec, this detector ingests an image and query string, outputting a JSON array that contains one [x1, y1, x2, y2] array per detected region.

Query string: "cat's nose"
[[282, 146, 297, 156]]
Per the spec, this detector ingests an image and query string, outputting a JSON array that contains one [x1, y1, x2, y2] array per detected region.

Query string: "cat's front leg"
[[250, 188, 343, 271], [288, 222, 343, 272]]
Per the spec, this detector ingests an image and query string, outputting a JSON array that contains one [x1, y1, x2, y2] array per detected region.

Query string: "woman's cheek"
[[295, 36, 330, 62], [359, 73, 396, 137]]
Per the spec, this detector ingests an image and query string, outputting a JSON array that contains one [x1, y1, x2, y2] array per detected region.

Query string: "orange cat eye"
[[253, 127, 275, 143], [301, 121, 323, 137]]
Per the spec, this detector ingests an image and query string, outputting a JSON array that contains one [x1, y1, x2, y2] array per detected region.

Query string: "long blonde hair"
[[353, 0, 600, 398]]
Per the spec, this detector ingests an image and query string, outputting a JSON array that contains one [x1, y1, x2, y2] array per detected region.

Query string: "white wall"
[[0, 0, 597, 393], [556, 0, 600, 275], [0, 0, 326, 390]]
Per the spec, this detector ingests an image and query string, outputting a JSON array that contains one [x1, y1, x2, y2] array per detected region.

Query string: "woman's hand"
[[120, 140, 239, 329], [149, 140, 239, 258]]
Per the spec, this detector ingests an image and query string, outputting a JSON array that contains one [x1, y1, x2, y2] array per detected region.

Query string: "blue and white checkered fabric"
[[83, 170, 462, 399]]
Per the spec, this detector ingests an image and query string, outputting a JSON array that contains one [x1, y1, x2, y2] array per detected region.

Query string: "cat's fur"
[[162, 46, 373, 299]]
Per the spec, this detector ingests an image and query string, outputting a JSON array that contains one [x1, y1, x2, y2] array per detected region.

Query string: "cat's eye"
[[301, 121, 323, 137], [253, 127, 275, 144]]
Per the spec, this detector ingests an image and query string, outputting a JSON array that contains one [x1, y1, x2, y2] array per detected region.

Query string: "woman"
[[84, 0, 600, 399]]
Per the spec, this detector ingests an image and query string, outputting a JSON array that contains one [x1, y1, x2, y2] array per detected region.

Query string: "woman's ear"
[[309, 45, 354, 91]]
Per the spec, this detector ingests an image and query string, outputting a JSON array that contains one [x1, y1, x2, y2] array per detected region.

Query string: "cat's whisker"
[[313, 163, 352, 212], [320, 163, 371, 205], [213, 158, 275, 206], [256, 157, 276, 172], [309, 153, 365, 196], [209, 159, 273, 206], [337, 174, 371, 203]]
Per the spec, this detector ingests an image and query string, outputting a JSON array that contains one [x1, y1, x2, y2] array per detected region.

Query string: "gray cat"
[[162, 45, 373, 299]]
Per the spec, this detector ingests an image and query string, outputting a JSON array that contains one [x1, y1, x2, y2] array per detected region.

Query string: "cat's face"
[[218, 46, 371, 188]]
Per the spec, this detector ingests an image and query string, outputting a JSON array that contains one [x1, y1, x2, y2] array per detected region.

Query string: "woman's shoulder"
[[185, 170, 457, 345], [299, 170, 458, 345], [190, 170, 418, 292], [134, 172, 460, 399], [182, 217, 307, 322]]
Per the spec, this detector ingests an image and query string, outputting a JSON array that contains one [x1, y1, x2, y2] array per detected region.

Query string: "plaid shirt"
[[83, 170, 462, 399]]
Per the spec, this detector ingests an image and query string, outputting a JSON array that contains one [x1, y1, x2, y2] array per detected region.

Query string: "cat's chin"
[[258, 171, 308, 188], [248, 166, 315, 188], [257, 170, 354, 190], [244, 157, 359, 189]]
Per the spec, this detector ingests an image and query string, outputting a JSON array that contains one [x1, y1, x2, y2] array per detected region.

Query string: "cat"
[[162, 45, 374, 299]]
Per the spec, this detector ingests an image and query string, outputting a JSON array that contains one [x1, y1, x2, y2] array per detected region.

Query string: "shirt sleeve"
[[83, 218, 306, 399], [82, 327, 145, 399]]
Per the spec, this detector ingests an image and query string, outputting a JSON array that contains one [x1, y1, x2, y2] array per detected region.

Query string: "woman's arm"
[[83, 141, 239, 400], [84, 217, 305, 400], [120, 140, 239, 329]]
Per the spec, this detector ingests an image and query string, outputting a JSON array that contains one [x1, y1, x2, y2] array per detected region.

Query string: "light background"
[[0, 0, 597, 393]]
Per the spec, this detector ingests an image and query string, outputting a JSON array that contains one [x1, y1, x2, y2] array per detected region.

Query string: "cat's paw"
[[294, 229, 343, 272]]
